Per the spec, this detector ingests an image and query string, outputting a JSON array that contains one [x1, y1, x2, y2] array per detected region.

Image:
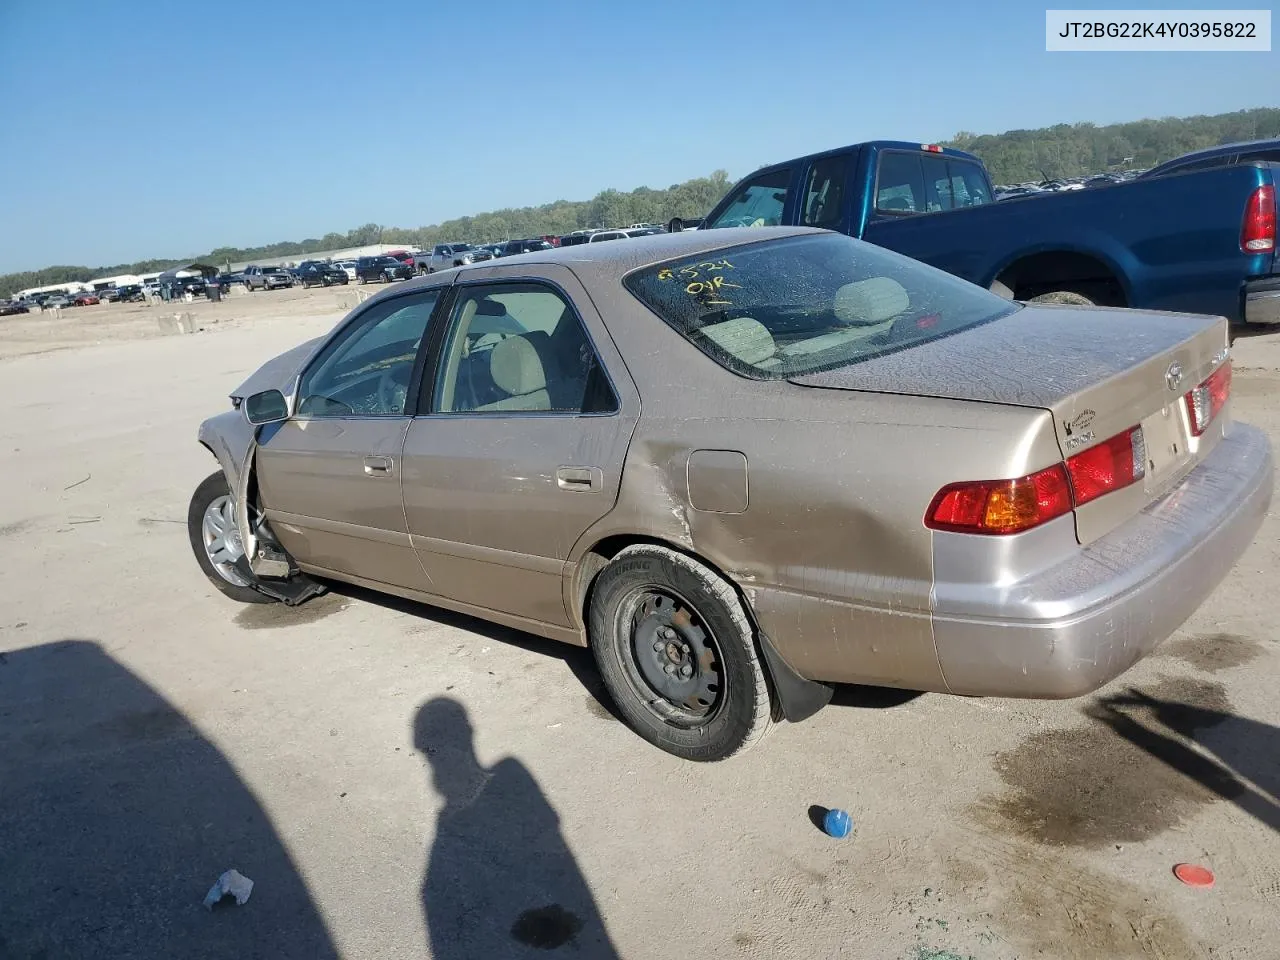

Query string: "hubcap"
[[629, 591, 721, 724], [202, 495, 250, 587]]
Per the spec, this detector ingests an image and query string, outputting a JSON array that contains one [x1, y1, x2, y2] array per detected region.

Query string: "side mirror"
[[243, 389, 289, 425]]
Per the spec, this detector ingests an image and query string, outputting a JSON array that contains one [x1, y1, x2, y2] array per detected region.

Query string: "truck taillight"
[[925, 426, 1144, 535], [1185, 362, 1232, 436], [1242, 184, 1276, 253], [921, 144, 943, 153]]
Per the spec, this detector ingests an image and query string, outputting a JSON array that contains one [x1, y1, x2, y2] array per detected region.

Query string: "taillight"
[[926, 426, 1146, 535], [1065, 426, 1145, 505], [1185, 362, 1232, 436], [1242, 185, 1276, 253], [925, 464, 1072, 535]]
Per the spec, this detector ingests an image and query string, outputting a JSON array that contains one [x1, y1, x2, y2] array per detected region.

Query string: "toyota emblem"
[[1165, 361, 1183, 391]]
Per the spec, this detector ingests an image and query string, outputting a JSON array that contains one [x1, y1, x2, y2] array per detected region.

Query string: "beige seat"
[[475, 335, 551, 411], [699, 317, 777, 366], [779, 277, 909, 358]]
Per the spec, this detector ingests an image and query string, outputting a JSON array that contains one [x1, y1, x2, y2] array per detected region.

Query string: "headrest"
[[474, 298, 509, 316], [833, 277, 909, 325], [699, 317, 776, 365], [489, 336, 547, 396]]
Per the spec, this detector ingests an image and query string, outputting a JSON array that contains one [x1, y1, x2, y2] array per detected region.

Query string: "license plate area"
[[1142, 402, 1193, 497]]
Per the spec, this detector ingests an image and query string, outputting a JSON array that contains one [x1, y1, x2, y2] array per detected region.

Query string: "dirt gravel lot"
[[1, 286, 1277, 960]]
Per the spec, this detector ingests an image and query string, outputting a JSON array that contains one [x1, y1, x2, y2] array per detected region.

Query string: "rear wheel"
[[187, 471, 273, 604], [588, 545, 772, 761], [1029, 290, 1096, 306]]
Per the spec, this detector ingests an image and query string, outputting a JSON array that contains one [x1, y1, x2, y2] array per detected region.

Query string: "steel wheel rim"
[[621, 587, 723, 727], [202, 495, 250, 587]]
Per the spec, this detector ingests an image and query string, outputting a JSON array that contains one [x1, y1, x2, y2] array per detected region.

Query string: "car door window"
[[800, 155, 849, 228], [875, 152, 924, 214], [431, 283, 618, 415], [706, 168, 791, 228], [296, 290, 440, 417]]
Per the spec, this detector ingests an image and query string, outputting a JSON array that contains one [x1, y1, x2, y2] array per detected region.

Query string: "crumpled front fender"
[[198, 410, 255, 493]]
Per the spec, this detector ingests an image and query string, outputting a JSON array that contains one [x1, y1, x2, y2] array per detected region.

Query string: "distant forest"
[[948, 106, 1280, 183], [3, 107, 1277, 299]]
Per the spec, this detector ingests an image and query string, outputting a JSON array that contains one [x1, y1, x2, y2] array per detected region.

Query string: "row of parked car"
[[218, 223, 690, 293]]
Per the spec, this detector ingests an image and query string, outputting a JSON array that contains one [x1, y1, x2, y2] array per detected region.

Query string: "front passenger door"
[[255, 287, 444, 592]]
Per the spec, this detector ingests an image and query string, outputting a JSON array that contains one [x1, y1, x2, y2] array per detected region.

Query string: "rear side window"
[[800, 155, 850, 228], [706, 168, 791, 229]]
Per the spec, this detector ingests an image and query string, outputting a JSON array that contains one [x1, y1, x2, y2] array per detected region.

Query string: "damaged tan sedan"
[[190, 228, 1273, 761]]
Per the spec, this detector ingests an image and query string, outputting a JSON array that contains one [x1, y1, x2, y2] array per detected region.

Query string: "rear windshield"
[[622, 233, 1017, 379]]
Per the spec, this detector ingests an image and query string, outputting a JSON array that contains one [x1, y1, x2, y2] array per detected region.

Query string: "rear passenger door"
[[400, 265, 639, 628]]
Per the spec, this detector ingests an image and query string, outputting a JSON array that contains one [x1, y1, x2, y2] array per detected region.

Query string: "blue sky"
[[0, 0, 1275, 272]]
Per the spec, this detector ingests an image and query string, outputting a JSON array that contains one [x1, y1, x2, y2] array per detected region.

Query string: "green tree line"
[[4, 106, 1278, 299], [949, 106, 1280, 184]]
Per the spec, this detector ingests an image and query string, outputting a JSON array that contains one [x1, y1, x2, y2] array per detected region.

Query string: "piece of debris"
[[63, 474, 91, 490], [68, 516, 102, 525], [1173, 863, 1215, 888], [203, 869, 254, 910], [823, 808, 853, 839]]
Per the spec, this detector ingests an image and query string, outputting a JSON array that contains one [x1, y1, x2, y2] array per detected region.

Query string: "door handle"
[[556, 466, 603, 492], [363, 456, 394, 477]]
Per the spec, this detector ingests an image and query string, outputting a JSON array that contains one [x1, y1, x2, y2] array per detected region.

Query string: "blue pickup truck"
[[701, 141, 1279, 327]]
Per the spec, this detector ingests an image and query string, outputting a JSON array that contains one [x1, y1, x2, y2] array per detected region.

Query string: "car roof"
[[1143, 137, 1280, 175], [744, 140, 983, 180]]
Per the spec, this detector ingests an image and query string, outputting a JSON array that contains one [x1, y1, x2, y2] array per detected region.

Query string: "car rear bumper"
[[1244, 276, 1280, 325], [931, 422, 1273, 698]]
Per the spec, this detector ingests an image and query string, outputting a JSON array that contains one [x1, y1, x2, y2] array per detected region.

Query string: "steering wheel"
[[376, 366, 411, 414]]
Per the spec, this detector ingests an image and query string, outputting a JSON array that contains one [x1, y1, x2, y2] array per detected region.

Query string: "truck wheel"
[[588, 545, 773, 762], [1029, 290, 1096, 306]]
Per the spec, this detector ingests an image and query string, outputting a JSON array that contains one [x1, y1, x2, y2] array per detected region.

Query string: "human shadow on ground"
[[0, 639, 336, 959], [415, 697, 620, 959], [1088, 685, 1280, 833]]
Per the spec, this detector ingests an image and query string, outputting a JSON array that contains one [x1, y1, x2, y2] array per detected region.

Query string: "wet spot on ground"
[[510, 905, 582, 949], [980, 676, 1237, 849], [234, 592, 347, 630], [0, 519, 32, 538], [1158, 632, 1264, 673], [583, 693, 618, 722]]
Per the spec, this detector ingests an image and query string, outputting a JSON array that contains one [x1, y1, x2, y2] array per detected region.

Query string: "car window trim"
[[292, 284, 451, 421], [411, 275, 622, 420]]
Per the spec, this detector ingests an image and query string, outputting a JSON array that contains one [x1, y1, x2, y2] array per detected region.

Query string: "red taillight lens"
[[926, 464, 1073, 535], [1065, 426, 1145, 505], [1242, 184, 1276, 253], [1185, 362, 1232, 436], [927, 426, 1147, 535]]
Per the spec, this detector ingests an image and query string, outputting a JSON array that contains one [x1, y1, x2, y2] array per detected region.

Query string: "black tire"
[[187, 471, 273, 605], [588, 545, 773, 761], [1029, 290, 1096, 306]]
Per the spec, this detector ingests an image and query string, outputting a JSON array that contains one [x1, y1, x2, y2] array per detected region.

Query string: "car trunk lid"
[[789, 304, 1232, 544]]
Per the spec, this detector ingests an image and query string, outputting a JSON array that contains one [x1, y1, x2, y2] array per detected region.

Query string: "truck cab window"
[[706, 169, 791, 229], [801, 155, 849, 228], [875, 153, 924, 214]]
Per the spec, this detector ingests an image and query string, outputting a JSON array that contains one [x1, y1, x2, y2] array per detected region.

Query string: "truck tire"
[[1029, 290, 1096, 306]]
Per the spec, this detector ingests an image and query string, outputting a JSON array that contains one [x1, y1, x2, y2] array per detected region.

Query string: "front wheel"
[[187, 471, 273, 604], [588, 545, 773, 761]]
